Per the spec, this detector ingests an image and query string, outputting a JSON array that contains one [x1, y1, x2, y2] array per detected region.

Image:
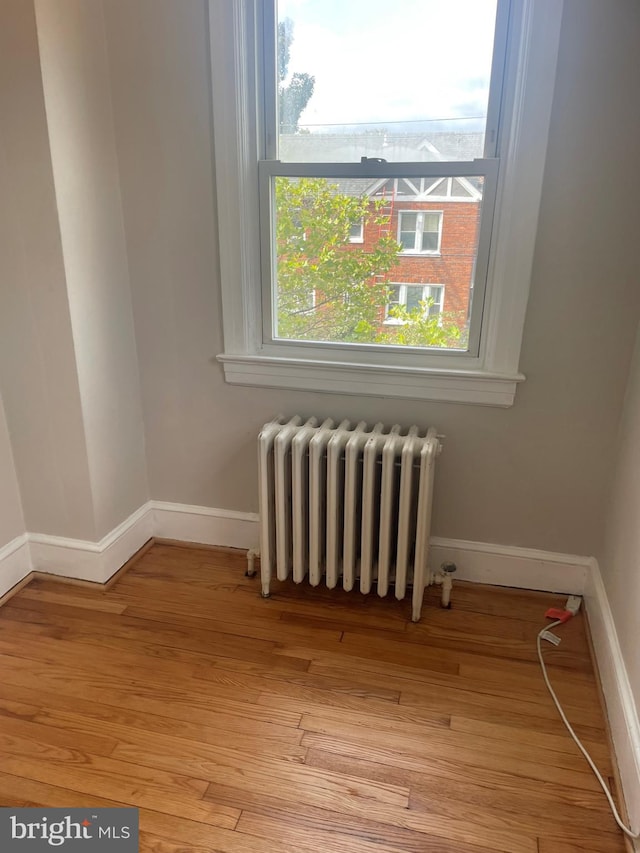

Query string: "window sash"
[[262, 1, 511, 164], [258, 159, 498, 358], [398, 211, 443, 254]]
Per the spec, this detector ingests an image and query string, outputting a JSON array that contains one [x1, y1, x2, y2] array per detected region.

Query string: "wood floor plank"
[[398, 682, 604, 729], [119, 604, 346, 647], [309, 660, 602, 724], [0, 772, 240, 835], [450, 714, 611, 764], [0, 542, 625, 852], [0, 746, 235, 826], [300, 726, 603, 791], [192, 661, 402, 703], [1, 599, 282, 662], [341, 628, 593, 671], [33, 707, 306, 760], [304, 747, 614, 817], [236, 810, 494, 853], [299, 712, 609, 774], [113, 738, 411, 810], [209, 783, 498, 853], [16, 585, 127, 613], [257, 684, 606, 742], [0, 714, 118, 758], [280, 640, 598, 701], [408, 777, 626, 850], [538, 837, 627, 853]]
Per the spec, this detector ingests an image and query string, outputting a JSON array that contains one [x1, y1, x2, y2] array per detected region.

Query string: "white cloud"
[[279, 0, 498, 129]]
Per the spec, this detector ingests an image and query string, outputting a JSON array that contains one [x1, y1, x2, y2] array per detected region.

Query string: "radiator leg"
[[441, 573, 453, 609], [245, 548, 259, 578], [261, 584, 271, 599], [433, 562, 456, 609], [411, 596, 423, 623]]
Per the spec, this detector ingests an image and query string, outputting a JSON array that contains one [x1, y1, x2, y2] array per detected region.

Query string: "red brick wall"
[[359, 199, 481, 327]]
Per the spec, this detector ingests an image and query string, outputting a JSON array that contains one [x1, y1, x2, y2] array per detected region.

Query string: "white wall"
[[602, 326, 640, 712], [1, 0, 638, 563], [104, 0, 640, 558], [0, 0, 96, 540], [35, 0, 149, 539], [0, 391, 25, 549], [0, 0, 149, 545]]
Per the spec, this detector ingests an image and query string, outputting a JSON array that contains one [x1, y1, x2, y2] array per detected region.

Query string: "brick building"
[[350, 175, 482, 330], [282, 133, 484, 336]]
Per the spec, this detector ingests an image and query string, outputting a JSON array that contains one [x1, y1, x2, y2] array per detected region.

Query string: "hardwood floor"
[[0, 542, 627, 852]]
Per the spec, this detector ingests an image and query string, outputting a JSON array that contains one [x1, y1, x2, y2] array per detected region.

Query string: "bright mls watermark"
[[0, 808, 138, 851]]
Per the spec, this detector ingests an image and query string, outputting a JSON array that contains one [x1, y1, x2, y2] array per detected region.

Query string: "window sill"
[[217, 352, 524, 406]]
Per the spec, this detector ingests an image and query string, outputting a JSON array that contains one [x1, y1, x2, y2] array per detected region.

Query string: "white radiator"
[[257, 416, 441, 621]]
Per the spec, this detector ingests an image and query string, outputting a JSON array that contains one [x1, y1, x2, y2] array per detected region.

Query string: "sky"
[[277, 0, 499, 134]]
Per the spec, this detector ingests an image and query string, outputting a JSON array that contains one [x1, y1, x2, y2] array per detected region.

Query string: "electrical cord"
[[537, 618, 639, 841]]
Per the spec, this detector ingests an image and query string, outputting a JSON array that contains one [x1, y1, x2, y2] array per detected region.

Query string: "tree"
[[278, 18, 315, 134], [274, 177, 464, 349]]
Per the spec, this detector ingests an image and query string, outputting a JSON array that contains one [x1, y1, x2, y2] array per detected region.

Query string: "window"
[[348, 220, 364, 243], [398, 212, 442, 254], [210, 0, 564, 405], [385, 285, 445, 325]]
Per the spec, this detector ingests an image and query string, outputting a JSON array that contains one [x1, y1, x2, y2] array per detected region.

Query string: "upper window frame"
[[209, 0, 564, 406]]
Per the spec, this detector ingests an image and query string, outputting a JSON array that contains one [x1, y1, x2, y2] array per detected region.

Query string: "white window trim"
[[398, 210, 443, 255], [209, 0, 563, 407]]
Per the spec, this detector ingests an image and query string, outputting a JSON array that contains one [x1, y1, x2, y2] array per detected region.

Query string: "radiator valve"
[[432, 562, 456, 608]]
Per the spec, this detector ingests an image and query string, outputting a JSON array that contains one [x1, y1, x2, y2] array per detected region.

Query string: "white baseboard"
[[151, 501, 259, 550], [585, 558, 640, 848], [429, 537, 590, 594], [148, 507, 590, 593], [0, 508, 595, 597], [28, 504, 155, 584], [0, 534, 32, 597]]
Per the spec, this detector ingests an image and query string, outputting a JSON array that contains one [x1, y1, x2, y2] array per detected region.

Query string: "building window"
[[348, 220, 364, 243], [210, 0, 564, 405], [398, 212, 442, 254], [385, 284, 444, 325]]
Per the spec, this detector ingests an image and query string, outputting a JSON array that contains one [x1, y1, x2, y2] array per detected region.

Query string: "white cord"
[[537, 619, 639, 841]]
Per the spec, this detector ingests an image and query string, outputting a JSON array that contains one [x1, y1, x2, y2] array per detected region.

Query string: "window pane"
[[421, 231, 439, 253], [405, 286, 424, 313], [399, 212, 417, 231], [349, 220, 363, 241], [276, 0, 498, 163], [426, 285, 444, 314], [272, 174, 483, 351], [424, 213, 440, 232], [388, 285, 401, 304], [398, 212, 417, 250]]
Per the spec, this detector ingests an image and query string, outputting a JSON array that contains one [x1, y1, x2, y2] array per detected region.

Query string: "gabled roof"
[[279, 131, 485, 163]]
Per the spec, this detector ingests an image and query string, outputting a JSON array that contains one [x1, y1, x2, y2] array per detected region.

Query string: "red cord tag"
[[545, 607, 573, 623]]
